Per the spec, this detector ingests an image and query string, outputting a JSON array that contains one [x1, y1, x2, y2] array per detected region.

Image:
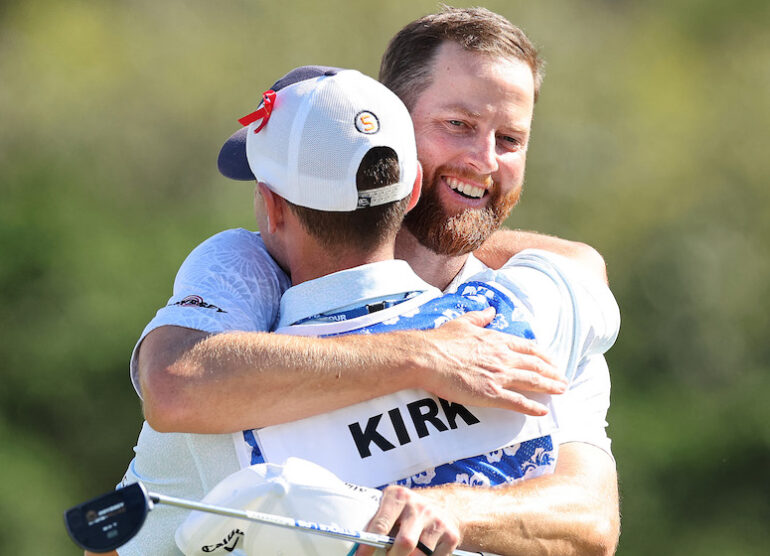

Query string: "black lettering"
[[348, 414, 396, 458], [388, 407, 412, 446], [202, 529, 244, 552], [439, 398, 481, 429], [407, 398, 449, 438]]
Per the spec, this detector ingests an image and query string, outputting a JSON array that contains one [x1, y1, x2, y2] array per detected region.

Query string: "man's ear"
[[405, 162, 423, 213], [257, 182, 284, 233]]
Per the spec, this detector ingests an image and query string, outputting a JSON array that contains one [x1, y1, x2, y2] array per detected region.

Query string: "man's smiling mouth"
[[446, 176, 487, 199]]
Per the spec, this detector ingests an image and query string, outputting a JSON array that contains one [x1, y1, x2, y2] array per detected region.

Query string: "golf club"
[[64, 482, 489, 555]]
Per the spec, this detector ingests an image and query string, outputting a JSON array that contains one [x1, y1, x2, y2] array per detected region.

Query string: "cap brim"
[[218, 127, 256, 181]]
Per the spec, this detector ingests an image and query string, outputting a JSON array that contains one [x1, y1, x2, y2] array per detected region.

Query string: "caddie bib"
[[233, 282, 559, 487]]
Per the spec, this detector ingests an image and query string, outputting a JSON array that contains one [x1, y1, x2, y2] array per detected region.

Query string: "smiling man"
[[115, 7, 620, 556], [393, 38, 539, 287]]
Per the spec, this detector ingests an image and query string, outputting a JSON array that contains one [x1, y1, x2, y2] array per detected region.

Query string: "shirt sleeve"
[[129, 228, 291, 396], [552, 354, 613, 457], [481, 249, 619, 375], [468, 249, 620, 455]]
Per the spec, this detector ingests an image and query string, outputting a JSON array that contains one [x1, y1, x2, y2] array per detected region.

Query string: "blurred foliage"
[[1, 0, 768, 554]]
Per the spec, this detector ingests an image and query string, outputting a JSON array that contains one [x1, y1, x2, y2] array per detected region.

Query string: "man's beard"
[[403, 164, 521, 256]]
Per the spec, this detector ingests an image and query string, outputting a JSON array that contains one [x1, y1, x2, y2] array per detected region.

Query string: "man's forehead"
[[417, 55, 534, 131], [423, 43, 534, 104], [429, 41, 534, 83]]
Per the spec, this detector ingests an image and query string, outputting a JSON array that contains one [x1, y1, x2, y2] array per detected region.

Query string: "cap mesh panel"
[[296, 82, 366, 207]]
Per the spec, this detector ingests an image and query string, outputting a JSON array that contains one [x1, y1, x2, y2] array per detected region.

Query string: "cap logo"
[[355, 111, 379, 134]]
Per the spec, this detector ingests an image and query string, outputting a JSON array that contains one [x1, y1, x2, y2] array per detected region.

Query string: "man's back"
[[249, 250, 618, 488]]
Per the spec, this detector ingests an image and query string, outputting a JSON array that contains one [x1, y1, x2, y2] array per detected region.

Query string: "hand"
[[415, 307, 566, 416], [356, 486, 460, 556]]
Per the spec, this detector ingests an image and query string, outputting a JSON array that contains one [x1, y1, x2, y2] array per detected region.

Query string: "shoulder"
[[184, 228, 272, 265], [169, 228, 290, 329], [176, 228, 288, 289], [493, 249, 611, 298], [502, 248, 586, 274], [466, 248, 620, 343]]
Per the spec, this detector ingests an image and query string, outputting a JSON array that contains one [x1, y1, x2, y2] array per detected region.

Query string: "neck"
[[394, 228, 469, 290], [288, 241, 397, 285]]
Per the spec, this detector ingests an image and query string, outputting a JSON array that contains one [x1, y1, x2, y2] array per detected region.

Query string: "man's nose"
[[464, 131, 498, 175]]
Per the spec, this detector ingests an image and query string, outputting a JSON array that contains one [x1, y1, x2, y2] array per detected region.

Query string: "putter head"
[[64, 482, 151, 553]]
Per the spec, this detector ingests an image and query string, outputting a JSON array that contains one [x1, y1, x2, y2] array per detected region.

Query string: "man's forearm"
[[421, 443, 619, 556], [139, 314, 566, 434], [475, 229, 609, 284], [140, 326, 419, 433]]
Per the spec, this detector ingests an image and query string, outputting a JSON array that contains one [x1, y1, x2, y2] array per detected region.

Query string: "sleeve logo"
[[169, 295, 227, 313]]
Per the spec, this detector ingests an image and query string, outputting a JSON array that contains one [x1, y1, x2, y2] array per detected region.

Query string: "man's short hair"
[[379, 6, 545, 110], [286, 146, 411, 252]]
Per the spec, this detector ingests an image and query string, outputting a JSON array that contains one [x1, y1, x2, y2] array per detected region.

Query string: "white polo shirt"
[[117, 229, 619, 554], [245, 252, 618, 488]]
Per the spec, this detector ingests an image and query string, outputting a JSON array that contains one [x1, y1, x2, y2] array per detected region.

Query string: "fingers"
[[418, 309, 572, 413], [494, 388, 550, 416], [454, 306, 496, 327], [502, 333, 555, 367], [431, 530, 462, 556], [473, 332, 566, 397], [354, 542, 376, 556], [358, 487, 460, 556], [443, 310, 561, 382], [502, 354, 566, 393], [489, 361, 567, 415], [390, 501, 447, 556], [356, 488, 403, 556]]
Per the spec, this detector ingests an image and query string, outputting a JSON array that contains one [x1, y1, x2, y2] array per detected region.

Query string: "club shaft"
[[151, 492, 485, 556]]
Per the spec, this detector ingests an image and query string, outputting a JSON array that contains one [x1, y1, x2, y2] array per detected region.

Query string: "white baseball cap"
[[218, 66, 418, 212], [175, 457, 383, 556]]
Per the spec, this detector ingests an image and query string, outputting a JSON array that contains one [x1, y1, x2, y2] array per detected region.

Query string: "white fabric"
[[249, 250, 617, 486], [450, 253, 616, 456], [254, 387, 553, 488], [119, 230, 289, 555], [117, 423, 243, 555], [119, 230, 618, 554], [128, 229, 290, 397], [245, 69, 417, 211], [175, 458, 382, 556], [277, 259, 434, 328]]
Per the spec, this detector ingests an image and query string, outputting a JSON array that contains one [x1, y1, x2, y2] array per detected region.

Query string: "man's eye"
[[448, 120, 465, 127], [499, 135, 523, 149]]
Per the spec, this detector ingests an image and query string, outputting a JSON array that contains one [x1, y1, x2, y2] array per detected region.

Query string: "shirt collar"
[[278, 259, 435, 328]]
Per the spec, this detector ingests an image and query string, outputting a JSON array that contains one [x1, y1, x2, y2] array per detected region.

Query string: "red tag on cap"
[[237, 89, 277, 133]]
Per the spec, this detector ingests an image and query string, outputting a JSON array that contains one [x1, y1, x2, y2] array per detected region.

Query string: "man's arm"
[[356, 252, 621, 555], [475, 229, 608, 284], [359, 443, 619, 556], [140, 308, 568, 434]]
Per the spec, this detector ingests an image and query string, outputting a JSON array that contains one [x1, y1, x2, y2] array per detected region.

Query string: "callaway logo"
[[170, 295, 227, 313], [201, 528, 244, 553]]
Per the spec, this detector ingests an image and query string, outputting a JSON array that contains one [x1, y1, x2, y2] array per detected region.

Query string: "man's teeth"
[[447, 177, 485, 198]]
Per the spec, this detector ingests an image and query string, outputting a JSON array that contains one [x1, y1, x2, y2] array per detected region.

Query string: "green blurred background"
[[2, 0, 768, 553]]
